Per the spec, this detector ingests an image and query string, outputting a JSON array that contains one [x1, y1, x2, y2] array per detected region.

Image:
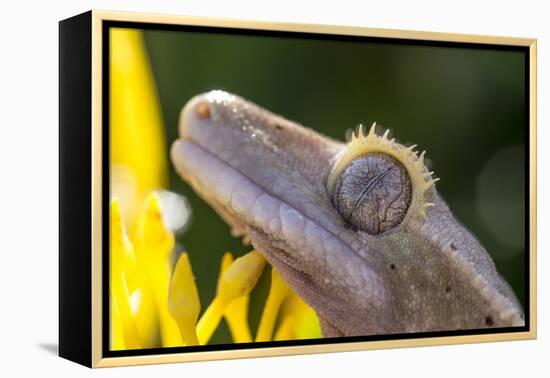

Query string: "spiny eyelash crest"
[[327, 122, 440, 224]]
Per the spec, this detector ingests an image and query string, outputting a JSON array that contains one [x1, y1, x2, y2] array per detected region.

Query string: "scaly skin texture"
[[171, 90, 524, 337]]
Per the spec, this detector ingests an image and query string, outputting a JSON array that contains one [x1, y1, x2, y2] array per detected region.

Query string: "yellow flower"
[[111, 196, 323, 349], [168, 253, 201, 345], [108, 26, 323, 349]]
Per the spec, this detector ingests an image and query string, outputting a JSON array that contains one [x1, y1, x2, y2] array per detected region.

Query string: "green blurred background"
[[142, 29, 526, 342]]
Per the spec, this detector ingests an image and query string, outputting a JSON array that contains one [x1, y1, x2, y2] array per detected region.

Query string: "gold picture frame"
[[59, 10, 537, 368]]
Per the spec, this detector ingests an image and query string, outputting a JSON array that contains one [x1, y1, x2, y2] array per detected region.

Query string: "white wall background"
[[0, 0, 546, 376]]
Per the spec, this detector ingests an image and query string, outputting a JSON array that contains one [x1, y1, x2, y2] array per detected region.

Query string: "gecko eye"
[[326, 123, 439, 235], [332, 153, 412, 235]]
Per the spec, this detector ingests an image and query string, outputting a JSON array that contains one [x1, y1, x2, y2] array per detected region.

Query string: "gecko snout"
[[178, 90, 239, 140]]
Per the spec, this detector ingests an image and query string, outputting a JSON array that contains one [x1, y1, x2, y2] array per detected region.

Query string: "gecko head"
[[171, 90, 397, 334], [171, 90, 524, 336]]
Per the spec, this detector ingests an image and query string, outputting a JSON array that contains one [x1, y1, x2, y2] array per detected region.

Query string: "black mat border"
[[101, 20, 531, 359]]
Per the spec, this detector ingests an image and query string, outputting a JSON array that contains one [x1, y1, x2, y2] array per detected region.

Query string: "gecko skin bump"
[[171, 90, 524, 337]]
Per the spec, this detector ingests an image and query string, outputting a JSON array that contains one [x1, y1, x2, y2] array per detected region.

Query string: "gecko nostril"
[[196, 101, 211, 119]]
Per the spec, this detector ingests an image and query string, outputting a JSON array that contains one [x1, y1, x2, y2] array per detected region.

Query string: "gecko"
[[170, 90, 524, 337]]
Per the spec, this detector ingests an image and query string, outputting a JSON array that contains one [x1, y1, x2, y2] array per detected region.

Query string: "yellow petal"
[[134, 192, 174, 254], [256, 267, 291, 341], [168, 253, 201, 346], [110, 200, 142, 350], [112, 198, 159, 348], [216, 252, 234, 292], [279, 292, 322, 340], [217, 251, 266, 303], [195, 297, 225, 345], [197, 251, 266, 344], [110, 199, 138, 291], [111, 280, 141, 349], [134, 193, 182, 347], [110, 28, 167, 227], [225, 296, 252, 343], [110, 292, 126, 350], [274, 316, 295, 341], [130, 285, 159, 348], [218, 252, 252, 343]]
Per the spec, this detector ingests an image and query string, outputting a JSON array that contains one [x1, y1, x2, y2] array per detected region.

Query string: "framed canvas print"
[[59, 10, 537, 368]]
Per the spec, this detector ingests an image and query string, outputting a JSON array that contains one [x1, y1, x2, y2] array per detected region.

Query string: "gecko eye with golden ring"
[[327, 123, 439, 235], [333, 152, 412, 234]]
